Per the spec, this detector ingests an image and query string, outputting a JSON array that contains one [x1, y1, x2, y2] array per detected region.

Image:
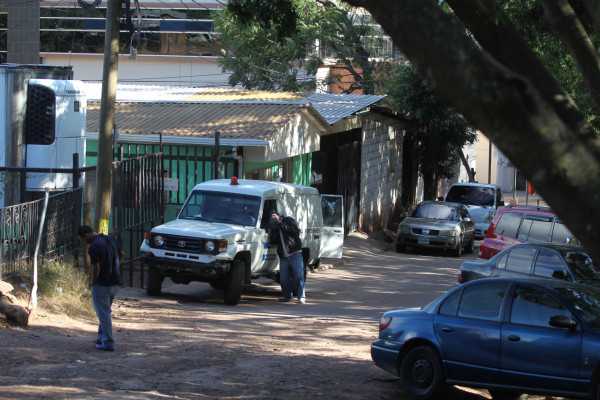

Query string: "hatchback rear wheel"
[[399, 346, 445, 399]]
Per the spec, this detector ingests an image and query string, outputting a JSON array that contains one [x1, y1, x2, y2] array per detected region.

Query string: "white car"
[[444, 182, 504, 239]]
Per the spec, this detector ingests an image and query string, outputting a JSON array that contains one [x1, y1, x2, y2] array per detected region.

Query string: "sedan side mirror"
[[552, 270, 568, 280], [549, 315, 577, 330]]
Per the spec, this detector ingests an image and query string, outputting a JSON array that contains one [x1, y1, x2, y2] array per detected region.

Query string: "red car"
[[479, 204, 577, 259]]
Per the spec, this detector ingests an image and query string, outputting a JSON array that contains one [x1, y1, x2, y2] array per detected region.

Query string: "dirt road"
[[0, 233, 552, 400]]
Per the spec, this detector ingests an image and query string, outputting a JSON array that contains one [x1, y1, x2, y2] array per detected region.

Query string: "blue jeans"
[[279, 251, 305, 300], [91, 284, 119, 348]]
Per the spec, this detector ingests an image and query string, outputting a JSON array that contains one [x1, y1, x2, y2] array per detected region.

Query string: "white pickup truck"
[[140, 178, 344, 305]]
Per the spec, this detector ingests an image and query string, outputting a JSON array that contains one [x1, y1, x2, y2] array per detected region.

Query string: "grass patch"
[[35, 259, 95, 318]]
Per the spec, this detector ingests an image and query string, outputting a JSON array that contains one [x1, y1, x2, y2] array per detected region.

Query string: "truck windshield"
[[446, 186, 495, 207], [178, 190, 261, 227]]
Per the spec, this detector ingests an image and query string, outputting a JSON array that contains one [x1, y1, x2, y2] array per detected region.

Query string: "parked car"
[[371, 278, 600, 399], [458, 242, 599, 285], [479, 204, 577, 259], [396, 201, 475, 257], [444, 182, 504, 239]]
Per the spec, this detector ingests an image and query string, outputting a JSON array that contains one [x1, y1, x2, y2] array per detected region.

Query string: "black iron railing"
[[0, 188, 82, 278]]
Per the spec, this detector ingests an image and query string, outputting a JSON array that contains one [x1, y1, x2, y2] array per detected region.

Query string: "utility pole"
[[94, 0, 121, 234]]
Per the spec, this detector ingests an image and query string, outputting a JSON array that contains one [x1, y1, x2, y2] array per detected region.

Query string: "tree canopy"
[[215, 0, 386, 93], [385, 65, 476, 199], [341, 0, 600, 264]]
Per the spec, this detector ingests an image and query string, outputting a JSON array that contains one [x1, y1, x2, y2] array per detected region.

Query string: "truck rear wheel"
[[146, 265, 163, 296], [224, 260, 245, 305]]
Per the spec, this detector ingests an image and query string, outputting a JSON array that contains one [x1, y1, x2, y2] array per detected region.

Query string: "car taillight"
[[457, 271, 463, 283], [379, 316, 392, 331]]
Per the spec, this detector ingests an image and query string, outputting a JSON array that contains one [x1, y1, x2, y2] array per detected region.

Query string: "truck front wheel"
[[224, 260, 245, 305], [147, 265, 163, 296]]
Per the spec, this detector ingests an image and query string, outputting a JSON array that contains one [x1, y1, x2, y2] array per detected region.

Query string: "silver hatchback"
[[396, 201, 476, 257]]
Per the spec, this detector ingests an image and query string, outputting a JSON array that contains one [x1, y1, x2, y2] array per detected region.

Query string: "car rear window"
[[494, 212, 523, 238]]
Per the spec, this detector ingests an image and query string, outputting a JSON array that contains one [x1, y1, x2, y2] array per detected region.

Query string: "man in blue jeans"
[[269, 210, 306, 304], [78, 225, 125, 351]]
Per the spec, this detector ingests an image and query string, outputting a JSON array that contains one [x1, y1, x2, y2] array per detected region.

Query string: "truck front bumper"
[[142, 253, 230, 279]]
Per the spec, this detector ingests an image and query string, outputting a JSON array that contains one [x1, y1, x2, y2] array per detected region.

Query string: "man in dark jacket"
[[269, 210, 306, 303], [78, 225, 125, 351]]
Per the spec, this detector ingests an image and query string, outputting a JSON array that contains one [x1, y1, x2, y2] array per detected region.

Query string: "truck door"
[[320, 195, 344, 258]]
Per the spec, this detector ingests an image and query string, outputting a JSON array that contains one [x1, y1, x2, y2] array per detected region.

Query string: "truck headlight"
[[153, 235, 165, 246], [484, 211, 495, 224], [205, 240, 228, 253], [205, 240, 216, 252]]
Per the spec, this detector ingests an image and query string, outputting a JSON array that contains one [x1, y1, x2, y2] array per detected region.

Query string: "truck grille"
[[153, 234, 206, 253]]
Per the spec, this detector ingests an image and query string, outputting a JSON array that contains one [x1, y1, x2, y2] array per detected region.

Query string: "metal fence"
[[0, 188, 82, 278], [110, 153, 165, 288]]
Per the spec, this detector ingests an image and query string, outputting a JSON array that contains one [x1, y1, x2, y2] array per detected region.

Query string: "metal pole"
[[513, 166, 517, 201], [29, 189, 49, 312], [214, 131, 221, 180]]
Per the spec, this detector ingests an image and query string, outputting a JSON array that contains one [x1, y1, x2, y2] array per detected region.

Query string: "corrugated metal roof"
[[86, 101, 312, 142], [305, 93, 386, 125], [83, 84, 386, 144], [84, 83, 307, 103]]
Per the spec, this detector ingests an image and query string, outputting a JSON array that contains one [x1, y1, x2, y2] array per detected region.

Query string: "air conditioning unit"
[[25, 79, 86, 191]]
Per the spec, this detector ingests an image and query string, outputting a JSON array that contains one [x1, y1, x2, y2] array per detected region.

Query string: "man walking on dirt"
[[269, 210, 306, 304], [78, 225, 125, 351]]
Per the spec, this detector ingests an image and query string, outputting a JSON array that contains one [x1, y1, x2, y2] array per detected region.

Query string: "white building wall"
[[359, 113, 407, 231], [43, 53, 233, 87]]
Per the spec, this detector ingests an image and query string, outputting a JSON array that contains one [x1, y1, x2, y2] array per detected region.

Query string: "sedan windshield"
[[446, 186, 495, 206], [178, 190, 261, 227], [411, 203, 459, 221], [555, 285, 600, 331]]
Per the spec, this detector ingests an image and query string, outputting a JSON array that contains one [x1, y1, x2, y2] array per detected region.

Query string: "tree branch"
[[446, 0, 600, 156], [540, 0, 600, 115], [343, 0, 600, 265]]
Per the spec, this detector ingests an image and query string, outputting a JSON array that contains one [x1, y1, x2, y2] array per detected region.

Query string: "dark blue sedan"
[[371, 278, 600, 399]]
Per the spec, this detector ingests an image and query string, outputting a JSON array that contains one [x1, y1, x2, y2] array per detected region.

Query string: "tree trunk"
[[0, 294, 29, 327], [457, 148, 475, 182], [344, 0, 600, 266]]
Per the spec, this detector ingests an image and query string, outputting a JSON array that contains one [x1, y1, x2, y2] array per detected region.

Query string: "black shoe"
[[96, 344, 115, 351], [278, 297, 292, 302], [93, 338, 102, 345]]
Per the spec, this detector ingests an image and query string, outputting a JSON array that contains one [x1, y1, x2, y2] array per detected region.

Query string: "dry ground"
[[0, 232, 562, 400]]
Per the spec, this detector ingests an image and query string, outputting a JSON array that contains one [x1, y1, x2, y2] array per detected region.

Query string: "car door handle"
[[507, 335, 520, 342], [441, 327, 453, 333]]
